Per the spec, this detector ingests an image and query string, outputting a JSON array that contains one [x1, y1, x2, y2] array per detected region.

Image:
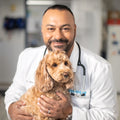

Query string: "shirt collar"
[[70, 42, 79, 72]]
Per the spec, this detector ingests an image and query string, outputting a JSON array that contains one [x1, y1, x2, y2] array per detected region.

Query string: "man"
[[4, 4, 118, 120]]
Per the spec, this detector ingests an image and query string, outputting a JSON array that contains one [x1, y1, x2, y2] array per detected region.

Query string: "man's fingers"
[[56, 92, 67, 101], [39, 95, 56, 105], [38, 97, 54, 110], [14, 101, 33, 117], [17, 114, 33, 120], [16, 100, 26, 109]]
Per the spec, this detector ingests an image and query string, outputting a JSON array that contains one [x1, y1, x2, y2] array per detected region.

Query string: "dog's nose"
[[63, 73, 69, 78]]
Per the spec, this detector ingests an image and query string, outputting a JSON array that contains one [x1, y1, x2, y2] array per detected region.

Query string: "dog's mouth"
[[60, 72, 72, 82], [63, 72, 70, 78]]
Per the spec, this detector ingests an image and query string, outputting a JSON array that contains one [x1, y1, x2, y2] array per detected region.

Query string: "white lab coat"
[[4, 42, 118, 120]]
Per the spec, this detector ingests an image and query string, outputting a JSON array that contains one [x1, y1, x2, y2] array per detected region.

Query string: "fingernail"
[[41, 95, 44, 98], [38, 98, 40, 101], [21, 101, 26, 105], [23, 102, 26, 105], [37, 102, 40, 105]]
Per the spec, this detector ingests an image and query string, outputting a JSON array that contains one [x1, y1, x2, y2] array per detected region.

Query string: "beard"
[[47, 38, 74, 53]]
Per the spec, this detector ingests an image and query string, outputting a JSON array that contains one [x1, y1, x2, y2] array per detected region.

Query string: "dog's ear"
[[65, 79, 74, 90], [35, 56, 53, 92]]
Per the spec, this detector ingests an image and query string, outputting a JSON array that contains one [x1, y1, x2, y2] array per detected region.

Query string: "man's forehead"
[[42, 9, 75, 25], [42, 9, 73, 19]]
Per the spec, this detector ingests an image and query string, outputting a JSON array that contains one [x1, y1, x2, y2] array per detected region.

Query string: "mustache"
[[48, 39, 68, 44]]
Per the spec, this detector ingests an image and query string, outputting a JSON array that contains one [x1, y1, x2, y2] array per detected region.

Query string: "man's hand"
[[8, 100, 33, 120], [38, 92, 72, 119]]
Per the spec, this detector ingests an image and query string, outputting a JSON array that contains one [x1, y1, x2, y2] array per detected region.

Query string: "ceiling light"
[[26, 0, 55, 5]]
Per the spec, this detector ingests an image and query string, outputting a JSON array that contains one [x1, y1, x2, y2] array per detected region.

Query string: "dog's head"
[[35, 50, 74, 92]]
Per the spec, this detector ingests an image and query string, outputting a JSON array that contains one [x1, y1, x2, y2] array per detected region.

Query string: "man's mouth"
[[47, 39, 68, 51], [52, 41, 66, 46], [49, 39, 68, 44]]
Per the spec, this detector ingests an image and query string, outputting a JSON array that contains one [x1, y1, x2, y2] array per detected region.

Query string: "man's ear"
[[41, 25, 43, 34], [74, 24, 77, 36], [35, 56, 53, 92]]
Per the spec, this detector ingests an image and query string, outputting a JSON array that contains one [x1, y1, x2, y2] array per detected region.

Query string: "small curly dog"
[[20, 50, 74, 120]]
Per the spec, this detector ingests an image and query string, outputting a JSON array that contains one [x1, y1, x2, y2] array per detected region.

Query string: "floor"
[[0, 96, 8, 120], [118, 95, 120, 119], [0, 95, 120, 120]]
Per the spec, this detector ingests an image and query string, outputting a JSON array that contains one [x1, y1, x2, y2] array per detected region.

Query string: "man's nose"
[[54, 29, 63, 40]]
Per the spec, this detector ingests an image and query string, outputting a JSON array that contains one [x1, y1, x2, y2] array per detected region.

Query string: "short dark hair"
[[43, 4, 74, 18]]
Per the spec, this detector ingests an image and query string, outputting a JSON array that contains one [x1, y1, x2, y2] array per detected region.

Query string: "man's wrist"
[[66, 104, 72, 119], [8, 102, 15, 114], [69, 104, 72, 115], [62, 103, 72, 119], [66, 114, 72, 120]]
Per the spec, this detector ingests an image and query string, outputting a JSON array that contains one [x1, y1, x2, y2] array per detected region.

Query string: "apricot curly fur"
[[20, 50, 74, 120]]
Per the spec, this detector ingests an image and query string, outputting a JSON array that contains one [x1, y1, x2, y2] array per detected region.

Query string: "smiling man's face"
[[41, 9, 76, 56]]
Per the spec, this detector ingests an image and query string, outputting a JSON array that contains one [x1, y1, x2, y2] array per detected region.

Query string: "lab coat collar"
[[70, 42, 79, 72]]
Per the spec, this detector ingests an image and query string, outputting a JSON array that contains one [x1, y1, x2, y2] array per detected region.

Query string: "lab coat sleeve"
[[71, 63, 118, 120], [4, 49, 28, 118]]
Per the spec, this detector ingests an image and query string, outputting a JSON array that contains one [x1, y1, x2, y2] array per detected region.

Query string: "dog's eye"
[[64, 61, 68, 66], [52, 63, 57, 67]]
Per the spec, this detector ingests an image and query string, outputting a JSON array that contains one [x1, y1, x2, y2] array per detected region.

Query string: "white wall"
[[71, 0, 102, 55], [104, 0, 120, 93], [0, 0, 25, 87], [27, 5, 49, 46]]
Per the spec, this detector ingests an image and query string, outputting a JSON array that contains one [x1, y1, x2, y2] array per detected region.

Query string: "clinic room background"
[[0, 0, 120, 119]]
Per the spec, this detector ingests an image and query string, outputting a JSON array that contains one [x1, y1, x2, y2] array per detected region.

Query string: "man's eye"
[[62, 27, 70, 31], [47, 28, 55, 31]]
